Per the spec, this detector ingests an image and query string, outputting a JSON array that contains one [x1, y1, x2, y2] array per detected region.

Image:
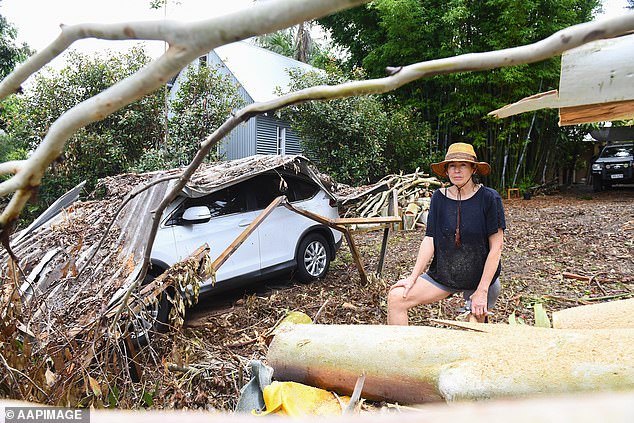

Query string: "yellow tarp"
[[253, 381, 350, 417]]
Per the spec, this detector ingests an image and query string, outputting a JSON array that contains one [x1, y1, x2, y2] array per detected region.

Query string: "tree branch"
[[0, 0, 370, 230], [0, 161, 25, 176], [139, 12, 634, 273]]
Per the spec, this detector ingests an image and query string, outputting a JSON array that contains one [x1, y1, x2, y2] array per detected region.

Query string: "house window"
[[198, 55, 207, 67], [277, 127, 286, 155]]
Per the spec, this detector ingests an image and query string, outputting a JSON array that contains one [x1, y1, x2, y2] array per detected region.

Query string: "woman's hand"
[[469, 289, 488, 319], [389, 275, 418, 298]]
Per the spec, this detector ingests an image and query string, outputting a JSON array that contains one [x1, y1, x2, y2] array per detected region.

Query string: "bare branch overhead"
[[0, 0, 370, 229]]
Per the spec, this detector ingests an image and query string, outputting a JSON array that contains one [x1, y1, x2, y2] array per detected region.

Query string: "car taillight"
[[329, 198, 338, 208]]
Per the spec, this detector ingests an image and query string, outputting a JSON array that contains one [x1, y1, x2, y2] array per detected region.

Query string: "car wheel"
[[130, 272, 172, 346], [295, 233, 330, 283], [592, 177, 603, 192]]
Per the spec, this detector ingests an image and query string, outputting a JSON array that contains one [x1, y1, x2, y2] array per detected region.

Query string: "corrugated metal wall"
[[256, 114, 303, 155], [187, 50, 306, 160], [207, 51, 258, 160]]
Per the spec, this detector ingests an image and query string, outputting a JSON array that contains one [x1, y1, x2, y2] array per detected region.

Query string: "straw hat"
[[430, 143, 491, 178]]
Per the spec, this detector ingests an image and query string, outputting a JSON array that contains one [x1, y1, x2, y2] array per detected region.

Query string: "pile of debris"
[[0, 154, 444, 406], [332, 170, 443, 229], [0, 155, 332, 405]]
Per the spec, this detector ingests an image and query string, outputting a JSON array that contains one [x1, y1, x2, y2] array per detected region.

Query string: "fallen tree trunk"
[[266, 324, 634, 404], [552, 298, 634, 329]]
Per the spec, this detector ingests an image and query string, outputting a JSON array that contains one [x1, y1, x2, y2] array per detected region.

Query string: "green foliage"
[[320, 0, 601, 188], [6, 47, 165, 210], [508, 303, 552, 327], [0, 13, 32, 133], [2, 44, 244, 223], [135, 64, 244, 170], [280, 65, 431, 184], [254, 25, 331, 68], [508, 311, 526, 325], [0, 13, 32, 81], [533, 303, 552, 328], [255, 30, 296, 58]]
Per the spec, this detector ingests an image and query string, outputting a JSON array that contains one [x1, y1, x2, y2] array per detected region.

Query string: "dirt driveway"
[[157, 186, 634, 410]]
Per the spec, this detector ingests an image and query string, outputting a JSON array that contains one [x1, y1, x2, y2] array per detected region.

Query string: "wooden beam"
[[558, 34, 634, 107], [333, 216, 402, 225], [488, 90, 560, 119], [210, 196, 285, 272], [282, 202, 368, 284], [342, 229, 368, 285], [376, 190, 399, 277], [489, 34, 634, 123], [559, 99, 634, 125]]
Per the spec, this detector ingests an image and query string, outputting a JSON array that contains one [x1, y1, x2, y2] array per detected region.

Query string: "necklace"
[[451, 176, 475, 247]]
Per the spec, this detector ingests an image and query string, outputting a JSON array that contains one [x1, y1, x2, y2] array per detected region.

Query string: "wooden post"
[[282, 201, 400, 285], [376, 189, 399, 277]]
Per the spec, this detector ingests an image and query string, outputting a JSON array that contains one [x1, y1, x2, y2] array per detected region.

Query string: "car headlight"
[[592, 163, 603, 171]]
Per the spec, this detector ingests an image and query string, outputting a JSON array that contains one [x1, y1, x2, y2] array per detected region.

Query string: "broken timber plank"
[[267, 323, 634, 404], [488, 33, 634, 125], [333, 216, 402, 225], [283, 201, 369, 284], [376, 189, 399, 277]]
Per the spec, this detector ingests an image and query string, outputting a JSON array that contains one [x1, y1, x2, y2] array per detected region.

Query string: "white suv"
[[149, 165, 342, 299]]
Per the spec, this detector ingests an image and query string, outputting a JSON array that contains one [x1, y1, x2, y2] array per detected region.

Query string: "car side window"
[[173, 186, 246, 224], [287, 176, 319, 202], [249, 173, 321, 210], [252, 175, 286, 209]]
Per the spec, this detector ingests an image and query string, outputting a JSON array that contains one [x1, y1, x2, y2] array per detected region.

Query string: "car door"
[[170, 184, 261, 283], [251, 174, 319, 270]]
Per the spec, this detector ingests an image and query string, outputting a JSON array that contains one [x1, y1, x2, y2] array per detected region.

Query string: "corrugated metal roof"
[[214, 41, 317, 103], [183, 154, 335, 200]]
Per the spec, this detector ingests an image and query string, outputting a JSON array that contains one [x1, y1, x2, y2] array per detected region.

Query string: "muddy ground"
[[150, 186, 634, 410]]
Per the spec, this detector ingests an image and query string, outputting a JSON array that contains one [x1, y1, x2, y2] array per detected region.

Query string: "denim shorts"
[[420, 273, 501, 309]]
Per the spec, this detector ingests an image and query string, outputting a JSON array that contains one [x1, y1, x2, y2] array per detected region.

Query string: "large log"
[[552, 298, 634, 329], [266, 324, 634, 404]]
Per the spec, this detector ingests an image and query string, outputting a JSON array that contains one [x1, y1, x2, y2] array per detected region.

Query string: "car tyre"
[[592, 177, 603, 192], [295, 233, 330, 283]]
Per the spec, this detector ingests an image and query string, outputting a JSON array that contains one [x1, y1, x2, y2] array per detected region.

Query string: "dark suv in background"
[[591, 142, 634, 192]]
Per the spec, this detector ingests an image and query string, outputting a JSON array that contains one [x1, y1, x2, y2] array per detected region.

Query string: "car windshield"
[[600, 145, 633, 158]]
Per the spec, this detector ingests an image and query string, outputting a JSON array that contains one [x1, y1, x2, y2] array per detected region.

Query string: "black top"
[[424, 186, 506, 290]]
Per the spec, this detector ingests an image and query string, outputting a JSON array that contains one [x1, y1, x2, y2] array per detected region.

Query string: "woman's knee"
[[387, 287, 407, 310]]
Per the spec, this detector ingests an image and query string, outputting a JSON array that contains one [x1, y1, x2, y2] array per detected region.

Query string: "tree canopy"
[[6, 48, 164, 206], [135, 63, 244, 171], [0, 13, 30, 81], [319, 0, 602, 188], [281, 66, 431, 184], [3, 47, 243, 220], [0, 10, 31, 131]]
